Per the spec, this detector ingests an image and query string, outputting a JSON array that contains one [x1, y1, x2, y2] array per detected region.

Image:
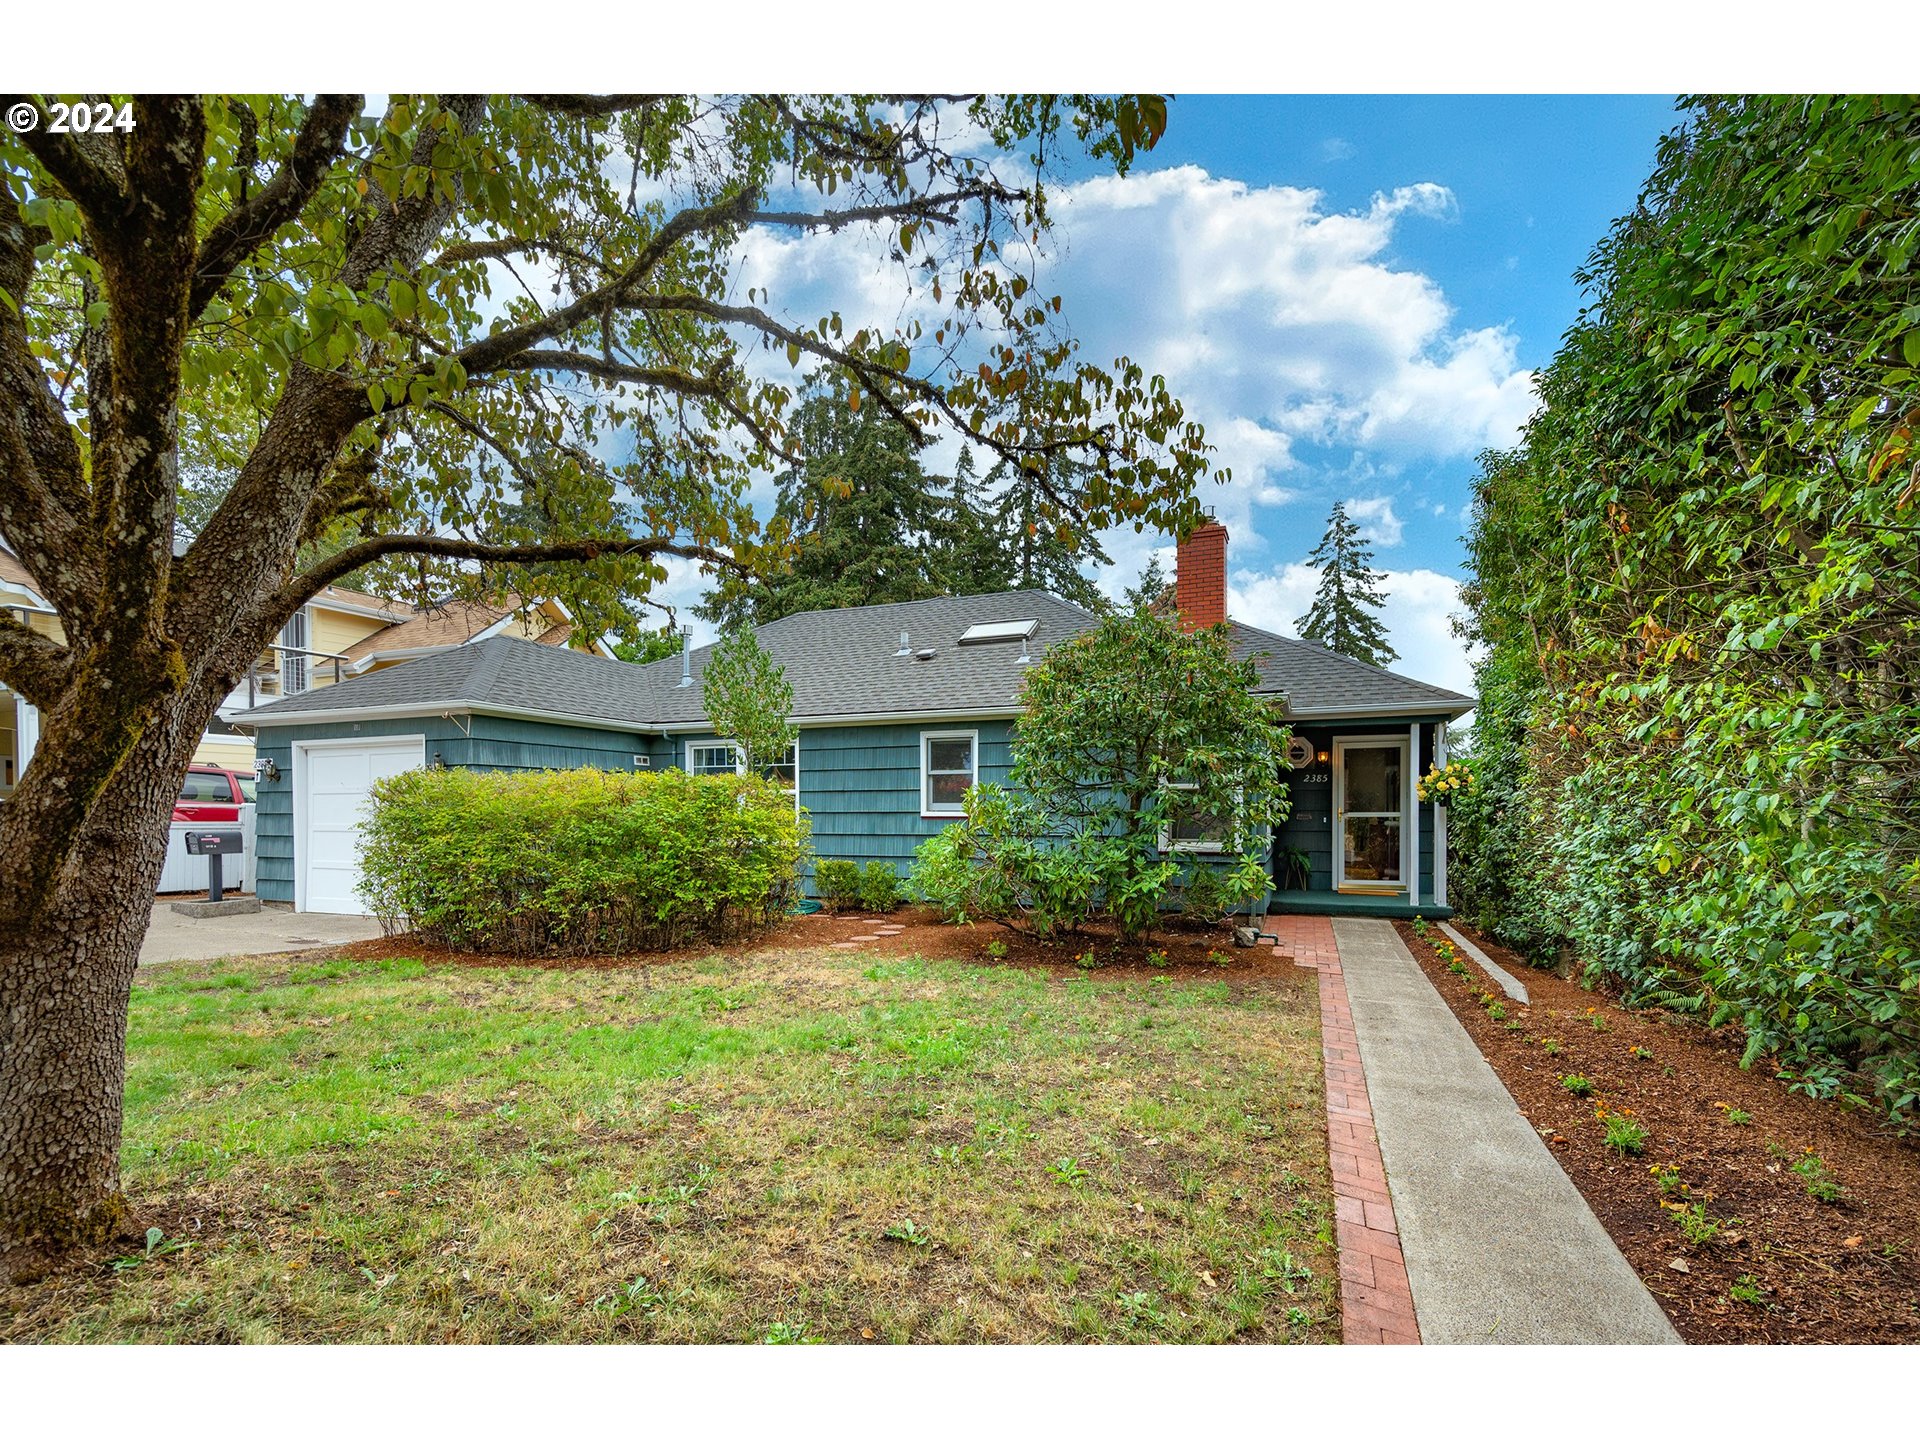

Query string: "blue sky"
[[661, 95, 1683, 705], [1142, 94, 1677, 566]]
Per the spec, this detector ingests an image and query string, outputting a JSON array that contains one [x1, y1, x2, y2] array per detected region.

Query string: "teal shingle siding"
[[258, 706, 1451, 913], [794, 719, 1013, 882], [458, 714, 655, 774], [252, 715, 472, 903]]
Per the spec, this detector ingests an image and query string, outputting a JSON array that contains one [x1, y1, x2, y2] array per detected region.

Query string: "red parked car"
[[173, 764, 255, 823]]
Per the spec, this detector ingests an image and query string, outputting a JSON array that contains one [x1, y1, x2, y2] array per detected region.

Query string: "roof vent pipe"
[[895, 630, 911, 657], [1015, 635, 1033, 665], [679, 633, 693, 687]]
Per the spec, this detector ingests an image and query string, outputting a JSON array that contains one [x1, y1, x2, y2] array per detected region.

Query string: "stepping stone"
[[850, 934, 882, 942], [831, 942, 862, 950], [876, 927, 904, 935]]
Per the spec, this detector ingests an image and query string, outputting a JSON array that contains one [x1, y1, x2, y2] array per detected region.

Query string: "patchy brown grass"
[[7, 935, 1333, 1344]]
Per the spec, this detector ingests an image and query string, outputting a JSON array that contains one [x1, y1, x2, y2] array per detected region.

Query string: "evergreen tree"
[[1124, 552, 1170, 610], [1297, 502, 1397, 665], [702, 628, 797, 778], [990, 455, 1110, 611], [697, 382, 949, 629], [937, 445, 1015, 595]]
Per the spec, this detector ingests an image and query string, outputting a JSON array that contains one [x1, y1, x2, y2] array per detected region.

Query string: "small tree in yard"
[[915, 603, 1291, 941], [702, 628, 796, 780], [0, 93, 1219, 1271]]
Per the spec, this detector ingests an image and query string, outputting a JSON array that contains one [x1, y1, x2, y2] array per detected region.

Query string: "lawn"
[[8, 941, 1335, 1343]]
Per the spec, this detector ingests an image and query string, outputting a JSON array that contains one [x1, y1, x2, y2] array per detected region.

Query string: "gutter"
[[1285, 701, 1476, 722], [237, 700, 655, 737]]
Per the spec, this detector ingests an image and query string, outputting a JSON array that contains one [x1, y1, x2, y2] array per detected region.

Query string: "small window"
[[767, 742, 798, 791], [921, 730, 978, 817], [1161, 782, 1236, 853], [686, 741, 743, 776]]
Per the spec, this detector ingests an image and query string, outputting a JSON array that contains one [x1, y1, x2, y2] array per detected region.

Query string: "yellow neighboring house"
[[1, 541, 611, 797]]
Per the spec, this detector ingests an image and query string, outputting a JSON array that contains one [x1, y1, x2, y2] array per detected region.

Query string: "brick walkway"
[[1267, 914, 1421, 1345]]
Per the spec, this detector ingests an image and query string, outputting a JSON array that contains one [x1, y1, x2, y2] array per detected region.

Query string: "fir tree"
[[697, 382, 947, 628], [1297, 502, 1398, 665], [990, 455, 1110, 611], [937, 445, 1015, 595]]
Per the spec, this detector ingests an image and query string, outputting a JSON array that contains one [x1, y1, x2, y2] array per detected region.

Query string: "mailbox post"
[[171, 829, 258, 916]]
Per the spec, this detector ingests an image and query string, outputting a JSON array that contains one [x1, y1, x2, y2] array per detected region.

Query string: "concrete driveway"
[[140, 901, 384, 966]]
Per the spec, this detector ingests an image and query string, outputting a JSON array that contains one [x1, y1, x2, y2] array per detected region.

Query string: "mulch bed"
[[1395, 920, 1920, 1343], [330, 906, 1306, 988]]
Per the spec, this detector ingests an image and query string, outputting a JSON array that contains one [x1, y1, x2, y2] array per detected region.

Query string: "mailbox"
[[185, 830, 245, 856], [184, 828, 245, 902]]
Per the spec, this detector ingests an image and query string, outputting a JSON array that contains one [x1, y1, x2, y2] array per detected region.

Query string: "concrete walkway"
[[139, 902, 383, 966], [1332, 917, 1680, 1344]]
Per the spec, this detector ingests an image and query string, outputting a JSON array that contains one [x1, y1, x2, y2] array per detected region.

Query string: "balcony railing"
[[221, 642, 351, 713], [4, 603, 351, 717]]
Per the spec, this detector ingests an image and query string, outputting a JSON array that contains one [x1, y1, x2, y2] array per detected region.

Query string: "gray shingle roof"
[[238, 632, 670, 730], [636, 589, 1101, 724], [1224, 621, 1474, 718], [239, 588, 1473, 731]]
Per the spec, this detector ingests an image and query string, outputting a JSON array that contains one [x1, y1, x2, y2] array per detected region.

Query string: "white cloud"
[[1027, 166, 1534, 546], [1321, 137, 1356, 163], [1343, 496, 1404, 548], [1229, 564, 1479, 717], [710, 164, 1533, 552], [603, 158, 1529, 666]]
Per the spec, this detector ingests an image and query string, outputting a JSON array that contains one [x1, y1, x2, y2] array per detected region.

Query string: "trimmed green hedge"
[[358, 767, 809, 956]]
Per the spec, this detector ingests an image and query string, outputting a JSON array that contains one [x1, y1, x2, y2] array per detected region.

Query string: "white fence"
[[157, 804, 256, 895]]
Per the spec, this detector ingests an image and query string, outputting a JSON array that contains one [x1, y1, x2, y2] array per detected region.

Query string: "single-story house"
[[235, 522, 1472, 918]]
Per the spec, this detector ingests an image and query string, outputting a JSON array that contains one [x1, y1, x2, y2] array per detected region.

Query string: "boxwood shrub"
[[813, 858, 861, 913], [357, 766, 809, 956]]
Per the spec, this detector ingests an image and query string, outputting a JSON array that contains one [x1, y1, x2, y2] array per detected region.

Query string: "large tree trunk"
[[0, 694, 207, 1274]]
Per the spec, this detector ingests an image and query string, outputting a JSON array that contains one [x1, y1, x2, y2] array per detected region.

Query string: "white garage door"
[[299, 738, 425, 914]]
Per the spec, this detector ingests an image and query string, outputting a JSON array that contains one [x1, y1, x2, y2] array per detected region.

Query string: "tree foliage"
[[1297, 502, 1396, 665], [0, 91, 1221, 1261], [696, 381, 952, 626], [1455, 96, 1920, 1125], [701, 626, 796, 779], [912, 605, 1290, 941], [611, 628, 682, 665], [696, 387, 1112, 628]]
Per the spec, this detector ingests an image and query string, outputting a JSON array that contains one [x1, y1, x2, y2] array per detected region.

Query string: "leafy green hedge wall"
[[1454, 96, 1920, 1126], [358, 768, 808, 956]]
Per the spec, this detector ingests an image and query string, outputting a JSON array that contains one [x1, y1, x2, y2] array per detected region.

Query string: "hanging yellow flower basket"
[[1415, 758, 1477, 804]]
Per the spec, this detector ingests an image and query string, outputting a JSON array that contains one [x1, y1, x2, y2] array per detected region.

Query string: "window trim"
[[1159, 779, 1240, 855], [920, 728, 980, 820], [685, 739, 745, 776]]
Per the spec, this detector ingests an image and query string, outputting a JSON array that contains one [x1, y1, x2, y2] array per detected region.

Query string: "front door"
[[1334, 738, 1406, 892]]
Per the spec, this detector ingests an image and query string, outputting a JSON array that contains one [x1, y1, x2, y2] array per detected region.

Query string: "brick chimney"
[[1174, 517, 1228, 630]]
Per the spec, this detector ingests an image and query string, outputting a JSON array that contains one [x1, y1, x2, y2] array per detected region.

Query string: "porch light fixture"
[[1317, 749, 1329, 764], [254, 756, 281, 784], [430, 751, 447, 770]]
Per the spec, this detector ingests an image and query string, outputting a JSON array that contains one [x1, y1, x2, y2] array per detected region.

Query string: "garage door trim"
[[292, 734, 426, 914]]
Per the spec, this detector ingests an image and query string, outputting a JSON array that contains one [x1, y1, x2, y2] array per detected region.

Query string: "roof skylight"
[[957, 619, 1038, 645]]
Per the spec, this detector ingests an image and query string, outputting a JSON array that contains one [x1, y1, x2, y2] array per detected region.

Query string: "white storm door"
[[1333, 738, 1408, 892]]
